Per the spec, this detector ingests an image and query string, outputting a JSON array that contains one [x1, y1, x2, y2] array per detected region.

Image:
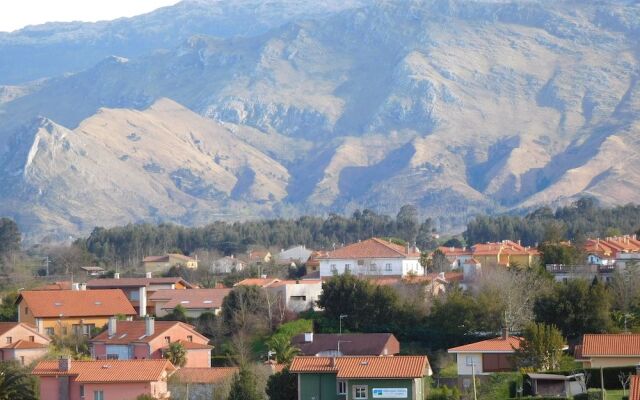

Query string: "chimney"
[[108, 317, 117, 337], [139, 286, 147, 317], [145, 316, 155, 336], [304, 332, 314, 343], [59, 357, 71, 372], [114, 272, 120, 279], [331, 356, 336, 368], [145, 272, 152, 278], [502, 327, 509, 340]]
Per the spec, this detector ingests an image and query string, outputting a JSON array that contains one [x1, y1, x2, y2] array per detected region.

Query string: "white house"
[[448, 330, 522, 378], [235, 278, 322, 312], [276, 245, 313, 265], [211, 255, 246, 274], [318, 238, 422, 278]]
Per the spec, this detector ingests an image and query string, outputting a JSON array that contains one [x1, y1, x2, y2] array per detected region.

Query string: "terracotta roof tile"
[[156, 289, 231, 310], [234, 278, 281, 287], [32, 359, 175, 382], [290, 356, 429, 378], [319, 238, 420, 260], [173, 367, 238, 384], [86, 277, 193, 288], [448, 336, 522, 353], [2, 339, 48, 349], [18, 290, 136, 318], [582, 334, 640, 356], [90, 321, 205, 345], [631, 375, 640, 400]]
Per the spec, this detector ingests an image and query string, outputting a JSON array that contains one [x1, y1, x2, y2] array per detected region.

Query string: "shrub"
[[427, 386, 460, 400]]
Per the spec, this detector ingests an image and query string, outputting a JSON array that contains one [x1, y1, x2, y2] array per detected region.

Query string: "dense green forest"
[[77, 198, 640, 266], [464, 198, 640, 246]]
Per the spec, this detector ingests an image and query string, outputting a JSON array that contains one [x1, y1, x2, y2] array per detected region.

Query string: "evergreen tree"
[[228, 368, 263, 400], [514, 322, 565, 371], [266, 369, 297, 400]]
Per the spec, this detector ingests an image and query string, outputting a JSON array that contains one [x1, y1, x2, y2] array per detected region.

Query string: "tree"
[[317, 273, 401, 332], [538, 242, 583, 266], [609, 261, 640, 317], [0, 218, 20, 256], [164, 342, 187, 367], [228, 368, 263, 400], [266, 335, 300, 365], [160, 304, 188, 323], [396, 205, 419, 243], [0, 362, 37, 400], [534, 279, 612, 340], [0, 292, 18, 321], [475, 268, 550, 332], [222, 285, 270, 333], [266, 369, 297, 400], [443, 238, 463, 248], [514, 322, 564, 371]]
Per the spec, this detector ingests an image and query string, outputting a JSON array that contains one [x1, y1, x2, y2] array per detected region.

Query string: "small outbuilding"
[[526, 373, 586, 398]]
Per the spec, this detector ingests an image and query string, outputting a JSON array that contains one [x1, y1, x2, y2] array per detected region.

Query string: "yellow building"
[[142, 253, 198, 275], [17, 289, 136, 337], [471, 240, 539, 268]]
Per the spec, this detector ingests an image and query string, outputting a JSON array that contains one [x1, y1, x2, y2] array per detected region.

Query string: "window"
[[107, 354, 119, 360], [164, 336, 171, 344], [45, 327, 54, 336], [369, 264, 377, 271], [80, 385, 85, 398], [357, 259, 364, 266], [93, 390, 104, 400], [290, 296, 306, 301], [337, 380, 347, 395], [129, 290, 140, 301], [385, 263, 392, 272], [24, 307, 28, 315], [353, 385, 368, 399], [29, 336, 35, 342], [465, 356, 475, 366], [345, 264, 351, 272], [6, 337, 11, 344], [187, 335, 193, 342], [73, 324, 96, 336], [331, 264, 337, 273]]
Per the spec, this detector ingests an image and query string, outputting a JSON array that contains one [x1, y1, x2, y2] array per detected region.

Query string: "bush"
[[574, 390, 604, 400], [427, 386, 460, 400]]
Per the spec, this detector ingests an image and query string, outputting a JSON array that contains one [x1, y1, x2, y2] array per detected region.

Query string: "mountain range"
[[0, 0, 639, 241]]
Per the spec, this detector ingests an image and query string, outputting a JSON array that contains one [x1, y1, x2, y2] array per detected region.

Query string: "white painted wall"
[[283, 282, 322, 312], [319, 258, 422, 278], [454, 353, 484, 375]]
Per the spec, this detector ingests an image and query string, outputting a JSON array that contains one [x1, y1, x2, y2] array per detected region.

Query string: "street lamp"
[[339, 314, 348, 335]]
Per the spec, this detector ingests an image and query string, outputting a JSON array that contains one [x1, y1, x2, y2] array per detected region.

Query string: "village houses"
[[16, 289, 136, 337], [143, 253, 198, 275], [0, 322, 50, 365]]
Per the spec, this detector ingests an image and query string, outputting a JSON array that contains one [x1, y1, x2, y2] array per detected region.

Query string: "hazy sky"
[[0, 0, 181, 32]]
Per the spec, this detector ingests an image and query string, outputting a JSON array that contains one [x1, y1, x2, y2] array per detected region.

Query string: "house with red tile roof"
[[90, 317, 211, 368], [448, 330, 522, 376], [578, 334, 640, 368], [170, 367, 239, 400], [0, 322, 50, 365], [32, 358, 175, 400], [86, 275, 193, 317], [631, 375, 640, 400], [16, 289, 136, 337], [149, 288, 231, 318], [291, 355, 431, 400], [247, 250, 272, 265], [143, 253, 198, 275], [318, 238, 422, 278]]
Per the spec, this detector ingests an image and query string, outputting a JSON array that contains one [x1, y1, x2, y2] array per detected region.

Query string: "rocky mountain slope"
[[0, 0, 639, 240]]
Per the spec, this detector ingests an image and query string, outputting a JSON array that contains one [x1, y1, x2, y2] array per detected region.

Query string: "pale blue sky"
[[0, 0, 181, 32]]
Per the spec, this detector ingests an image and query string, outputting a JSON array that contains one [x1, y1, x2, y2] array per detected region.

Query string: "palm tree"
[[164, 342, 187, 367], [267, 335, 300, 365], [0, 363, 37, 400]]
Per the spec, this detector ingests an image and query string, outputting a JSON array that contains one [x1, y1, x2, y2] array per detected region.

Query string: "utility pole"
[[471, 361, 478, 400]]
